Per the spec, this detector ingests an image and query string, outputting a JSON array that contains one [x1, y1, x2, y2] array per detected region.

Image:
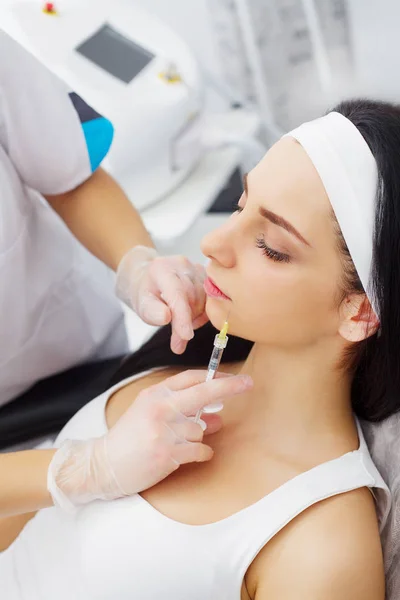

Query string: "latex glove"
[[115, 246, 208, 353], [47, 370, 253, 512]]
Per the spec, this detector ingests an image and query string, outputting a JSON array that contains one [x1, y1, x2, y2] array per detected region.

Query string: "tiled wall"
[[208, 0, 355, 131]]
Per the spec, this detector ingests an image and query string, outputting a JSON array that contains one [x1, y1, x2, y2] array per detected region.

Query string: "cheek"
[[206, 258, 342, 346], [206, 259, 287, 339], [266, 266, 342, 344], [205, 298, 232, 334]]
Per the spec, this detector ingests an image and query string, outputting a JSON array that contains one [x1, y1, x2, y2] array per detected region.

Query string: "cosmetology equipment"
[[5, 0, 203, 210], [195, 320, 229, 423]]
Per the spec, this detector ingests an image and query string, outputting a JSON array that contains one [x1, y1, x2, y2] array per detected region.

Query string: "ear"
[[338, 294, 380, 342]]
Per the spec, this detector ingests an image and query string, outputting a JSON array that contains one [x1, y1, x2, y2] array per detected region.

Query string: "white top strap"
[[222, 421, 391, 589]]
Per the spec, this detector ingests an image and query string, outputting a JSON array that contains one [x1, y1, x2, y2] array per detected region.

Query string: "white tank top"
[[1, 370, 391, 600]]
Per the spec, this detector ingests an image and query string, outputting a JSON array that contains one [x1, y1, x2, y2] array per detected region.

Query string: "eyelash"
[[232, 202, 291, 264]]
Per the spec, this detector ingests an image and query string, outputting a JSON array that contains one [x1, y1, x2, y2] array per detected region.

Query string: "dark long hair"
[[112, 99, 400, 423], [334, 99, 400, 421], [110, 322, 253, 385]]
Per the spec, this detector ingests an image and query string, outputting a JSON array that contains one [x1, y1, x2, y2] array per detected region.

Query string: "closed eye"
[[256, 236, 291, 263], [231, 203, 291, 263]]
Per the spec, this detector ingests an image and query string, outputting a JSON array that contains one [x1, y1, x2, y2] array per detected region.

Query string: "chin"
[[205, 297, 244, 338], [205, 298, 230, 331], [205, 298, 259, 343]]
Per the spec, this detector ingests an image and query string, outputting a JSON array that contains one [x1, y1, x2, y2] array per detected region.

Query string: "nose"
[[201, 216, 237, 268]]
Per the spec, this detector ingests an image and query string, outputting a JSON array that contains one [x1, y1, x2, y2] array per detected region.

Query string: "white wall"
[[131, 0, 217, 71], [346, 0, 400, 100], [129, 0, 228, 111]]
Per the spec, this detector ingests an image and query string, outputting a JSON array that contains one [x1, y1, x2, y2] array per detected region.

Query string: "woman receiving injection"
[[2, 98, 399, 600]]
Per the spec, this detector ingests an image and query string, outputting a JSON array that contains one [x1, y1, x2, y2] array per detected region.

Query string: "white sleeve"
[[0, 30, 114, 195]]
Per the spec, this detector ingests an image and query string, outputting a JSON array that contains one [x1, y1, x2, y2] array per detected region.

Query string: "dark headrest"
[[0, 357, 124, 449]]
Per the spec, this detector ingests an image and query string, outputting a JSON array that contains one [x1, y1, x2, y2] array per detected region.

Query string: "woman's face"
[[201, 137, 346, 349]]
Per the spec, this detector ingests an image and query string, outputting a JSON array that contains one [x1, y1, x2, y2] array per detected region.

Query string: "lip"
[[204, 276, 231, 300]]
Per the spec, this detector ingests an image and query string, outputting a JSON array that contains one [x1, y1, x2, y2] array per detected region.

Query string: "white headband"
[[284, 111, 378, 315]]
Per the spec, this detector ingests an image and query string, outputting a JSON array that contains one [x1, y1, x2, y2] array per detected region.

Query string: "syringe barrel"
[[207, 347, 223, 373], [196, 333, 229, 420], [207, 333, 229, 373]]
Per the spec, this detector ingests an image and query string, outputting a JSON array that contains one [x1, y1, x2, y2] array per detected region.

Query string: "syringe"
[[194, 320, 229, 424]]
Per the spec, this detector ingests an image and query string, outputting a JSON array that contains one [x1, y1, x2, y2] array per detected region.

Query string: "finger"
[[160, 369, 234, 392], [192, 264, 207, 306], [185, 267, 206, 318], [178, 271, 198, 308], [169, 419, 204, 443], [173, 374, 253, 416], [190, 265, 208, 330], [155, 269, 194, 341], [137, 293, 171, 326], [194, 263, 206, 283], [200, 413, 222, 435], [172, 442, 214, 465], [169, 290, 194, 342], [170, 331, 188, 355], [192, 311, 209, 330], [162, 262, 206, 346]]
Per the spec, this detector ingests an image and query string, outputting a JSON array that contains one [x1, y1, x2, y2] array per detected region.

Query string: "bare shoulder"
[[248, 487, 384, 600], [106, 367, 183, 427]]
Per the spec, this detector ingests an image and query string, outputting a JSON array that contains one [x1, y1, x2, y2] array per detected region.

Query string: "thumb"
[[137, 294, 172, 326]]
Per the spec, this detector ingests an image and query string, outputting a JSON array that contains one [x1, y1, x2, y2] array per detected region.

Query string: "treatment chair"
[[0, 356, 125, 450]]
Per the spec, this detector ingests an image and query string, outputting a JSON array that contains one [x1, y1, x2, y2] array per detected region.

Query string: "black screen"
[[76, 24, 154, 83]]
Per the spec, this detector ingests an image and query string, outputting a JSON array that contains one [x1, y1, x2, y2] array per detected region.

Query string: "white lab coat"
[[0, 30, 128, 406]]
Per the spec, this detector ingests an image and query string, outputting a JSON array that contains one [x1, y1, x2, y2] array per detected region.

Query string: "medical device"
[[6, 0, 203, 210], [195, 320, 229, 423]]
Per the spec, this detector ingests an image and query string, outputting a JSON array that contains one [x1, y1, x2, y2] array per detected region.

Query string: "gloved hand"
[[47, 370, 253, 513], [115, 246, 208, 354]]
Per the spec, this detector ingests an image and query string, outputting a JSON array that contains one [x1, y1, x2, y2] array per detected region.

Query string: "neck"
[[224, 340, 358, 458]]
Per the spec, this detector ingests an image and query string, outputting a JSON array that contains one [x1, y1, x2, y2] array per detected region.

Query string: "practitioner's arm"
[[0, 512, 36, 551], [0, 449, 55, 517], [0, 449, 55, 550]]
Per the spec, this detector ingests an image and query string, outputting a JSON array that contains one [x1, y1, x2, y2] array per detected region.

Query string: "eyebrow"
[[243, 173, 311, 247]]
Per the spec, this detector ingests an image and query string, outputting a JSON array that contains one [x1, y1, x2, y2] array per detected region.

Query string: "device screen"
[[76, 24, 155, 83]]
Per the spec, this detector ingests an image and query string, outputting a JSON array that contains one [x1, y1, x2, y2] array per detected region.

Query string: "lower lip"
[[204, 277, 230, 300]]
